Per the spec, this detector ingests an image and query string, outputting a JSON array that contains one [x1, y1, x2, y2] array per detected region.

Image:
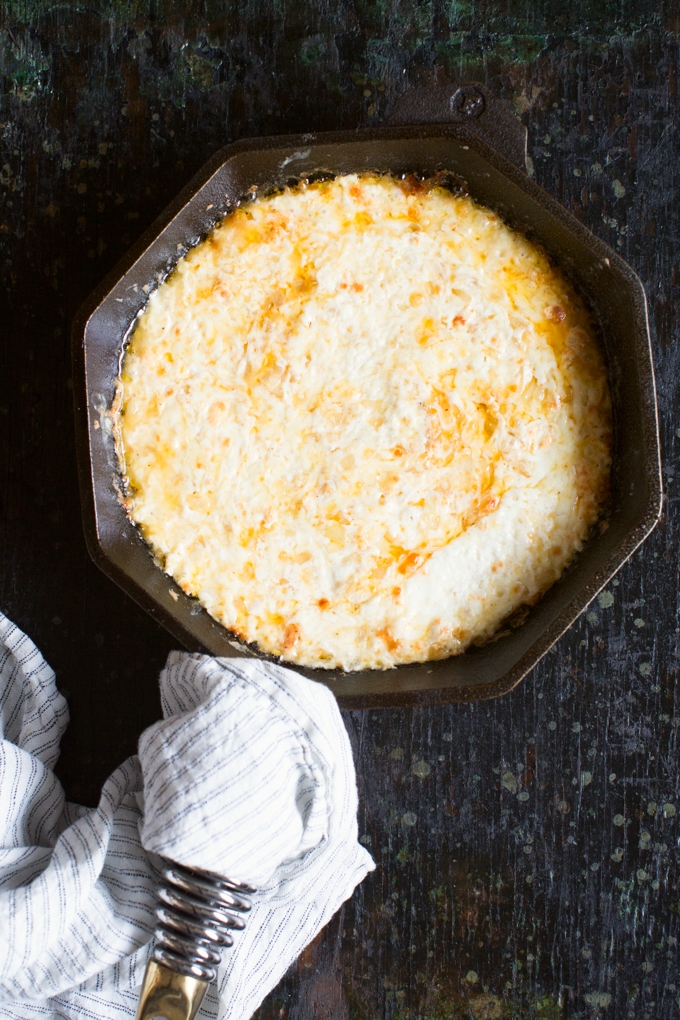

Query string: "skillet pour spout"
[[72, 81, 662, 709]]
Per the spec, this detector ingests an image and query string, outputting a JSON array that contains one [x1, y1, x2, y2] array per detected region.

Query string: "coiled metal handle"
[[153, 862, 254, 981], [135, 862, 255, 1020]]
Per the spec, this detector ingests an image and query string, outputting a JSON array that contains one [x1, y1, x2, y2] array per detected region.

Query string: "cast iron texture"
[[72, 83, 662, 709]]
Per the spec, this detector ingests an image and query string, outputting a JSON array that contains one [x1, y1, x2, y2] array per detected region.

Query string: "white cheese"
[[115, 174, 612, 670]]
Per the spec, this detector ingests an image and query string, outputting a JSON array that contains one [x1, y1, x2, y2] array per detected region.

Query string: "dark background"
[[1, 2, 679, 1017]]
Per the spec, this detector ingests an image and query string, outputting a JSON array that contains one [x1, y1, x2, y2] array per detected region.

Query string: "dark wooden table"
[[1, 2, 678, 1017]]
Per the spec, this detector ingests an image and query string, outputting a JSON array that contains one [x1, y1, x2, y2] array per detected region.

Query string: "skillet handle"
[[386, 82, 528, 172]]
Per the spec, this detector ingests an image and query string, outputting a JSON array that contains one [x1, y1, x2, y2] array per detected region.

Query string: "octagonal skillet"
[[72, 82, 662, 709]]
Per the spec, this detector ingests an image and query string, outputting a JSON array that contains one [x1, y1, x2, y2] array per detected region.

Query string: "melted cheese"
[[115, 174, 612, 671]]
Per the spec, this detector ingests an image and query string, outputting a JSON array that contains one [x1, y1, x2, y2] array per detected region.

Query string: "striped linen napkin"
[[0, 611, 373, 1020]]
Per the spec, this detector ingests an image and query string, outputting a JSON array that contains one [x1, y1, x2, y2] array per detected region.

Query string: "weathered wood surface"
[[1, 2, 679, 1017]]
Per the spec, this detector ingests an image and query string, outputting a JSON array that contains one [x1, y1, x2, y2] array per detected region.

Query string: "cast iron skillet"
[[72, 83, 662, 709]]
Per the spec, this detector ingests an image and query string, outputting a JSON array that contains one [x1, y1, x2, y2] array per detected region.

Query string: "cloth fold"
[[0, 612, 373, 1020]]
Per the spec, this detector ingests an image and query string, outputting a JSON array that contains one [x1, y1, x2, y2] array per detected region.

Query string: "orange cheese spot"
[[397, 550, 430, 576], [377, 627, 400, 653], [283, 623, 300, 650]]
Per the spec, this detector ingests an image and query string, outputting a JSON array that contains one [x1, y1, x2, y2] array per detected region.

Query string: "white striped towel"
[[0, 611, 374, 1020]]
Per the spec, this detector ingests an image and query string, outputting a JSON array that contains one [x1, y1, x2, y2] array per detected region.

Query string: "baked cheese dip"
[[115, 173, 612, 671]]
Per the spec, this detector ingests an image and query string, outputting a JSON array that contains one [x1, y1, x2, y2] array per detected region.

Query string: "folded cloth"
[[0, 611, 374, 1020]]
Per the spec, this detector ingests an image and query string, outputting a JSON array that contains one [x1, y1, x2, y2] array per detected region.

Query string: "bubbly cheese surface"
[[116, 173, 611, 670]]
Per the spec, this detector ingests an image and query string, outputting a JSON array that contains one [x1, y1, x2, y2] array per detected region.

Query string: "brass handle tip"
[[135, 959, 209, 1020]]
